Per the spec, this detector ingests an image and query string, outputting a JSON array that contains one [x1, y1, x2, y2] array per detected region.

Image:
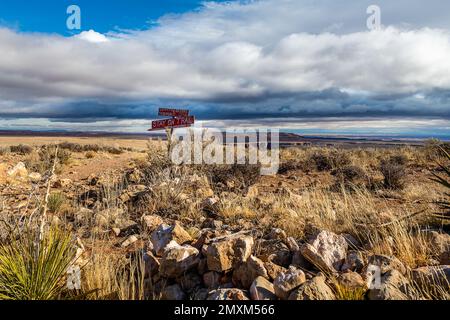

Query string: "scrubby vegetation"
[[0, 139, 449, 300]]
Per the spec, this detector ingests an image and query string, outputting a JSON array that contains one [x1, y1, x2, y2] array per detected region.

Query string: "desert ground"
[[0, 135, 449, 300]]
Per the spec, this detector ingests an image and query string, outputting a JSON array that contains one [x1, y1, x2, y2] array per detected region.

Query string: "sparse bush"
[[309, 150, 351, 171], [380, 157, 406, 190], [85, 151, 96, 159], [278, 160, 304, 174], [0, 226, 76, 300], [9, 144, 33, 155], [204, 163, 261, 194], [0, 147, 9, 155], [57, 142, 124, 155], [332, 165, 369, 189], [25, 145, 72, 174], [48, 193, 67, 213], [388, 154, 409, 166]]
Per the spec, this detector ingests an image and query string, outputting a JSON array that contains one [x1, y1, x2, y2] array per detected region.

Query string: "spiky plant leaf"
[[0, 227, 76, 300], [431, 146, 450, 221]]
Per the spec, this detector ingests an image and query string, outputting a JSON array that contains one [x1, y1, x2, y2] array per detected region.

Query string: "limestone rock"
[[232, 255, 268, 289], [368, 269, 416, 300], [300, 230, 348, 273], [151, 223, 193, 256], [337, 271, 367, 290], [159, 242, 200, 278], [273, 266, 306, 300], [265, 261, 287, 281], [412, 265, 450, 288], [288, 274, 335, 300], [206, 233, 254, 272], [341, 250, 365, 273], [142, 215, 164, 233], [250, 276, 277, 300], [28, 172, 42, 182]]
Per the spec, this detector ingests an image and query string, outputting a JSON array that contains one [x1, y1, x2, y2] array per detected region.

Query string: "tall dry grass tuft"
[[81, 248, 146, 300]]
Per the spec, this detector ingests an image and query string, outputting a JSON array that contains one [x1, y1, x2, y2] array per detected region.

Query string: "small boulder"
[[7, 162, 28, 179], [161, 284, 186, 300], [412, 265, 450, 288], [288, 274, 335, 300], [341, 250, 365, 273], [273, 266, 306, 300], [300, 230, 348, 273], [142, 215, 164, 233], [232, 255, 268, 289], [151, 223, 193, 256], [250, 276, 277, 300], [265, 261, 287, 281], [206, 233, 254, 272], [28, 172, 42, 182], [337, 271, 367, 290], [159, 242, 200, 278]]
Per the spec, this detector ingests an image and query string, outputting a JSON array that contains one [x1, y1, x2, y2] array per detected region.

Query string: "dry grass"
[[81, 247, 146, 300], [1, 139, 449, 300]]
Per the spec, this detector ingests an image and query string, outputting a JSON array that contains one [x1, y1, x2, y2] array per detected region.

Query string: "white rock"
[[300, 230, 348, 273]]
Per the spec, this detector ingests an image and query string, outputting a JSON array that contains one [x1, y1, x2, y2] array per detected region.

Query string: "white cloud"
[[75, 30, 110, 43], [0, 0, 450, 124]]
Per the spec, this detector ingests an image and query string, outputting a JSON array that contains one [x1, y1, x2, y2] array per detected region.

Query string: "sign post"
[[149, 108, 195, 156]]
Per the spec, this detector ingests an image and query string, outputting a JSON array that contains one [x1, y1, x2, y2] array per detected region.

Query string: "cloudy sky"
[[0, 0, 450, 137]]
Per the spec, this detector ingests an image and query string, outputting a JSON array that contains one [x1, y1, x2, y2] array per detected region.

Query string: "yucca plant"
[[430, 146, 450, 221], [0, 226, 76, 300]]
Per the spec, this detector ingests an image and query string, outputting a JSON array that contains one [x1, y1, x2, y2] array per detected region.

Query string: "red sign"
[[149, 116, 195, 131], [158, 108, 189, 118]]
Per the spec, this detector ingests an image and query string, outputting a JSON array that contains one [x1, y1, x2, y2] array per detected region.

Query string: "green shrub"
[[48, 193, 67, 213], [26, 146, 71, 174]]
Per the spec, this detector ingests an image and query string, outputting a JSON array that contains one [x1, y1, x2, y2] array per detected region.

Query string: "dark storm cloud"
[[1, 0, 450, 128]]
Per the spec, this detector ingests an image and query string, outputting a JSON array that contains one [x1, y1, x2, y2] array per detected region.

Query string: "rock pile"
[[128, 216, 450, 300]]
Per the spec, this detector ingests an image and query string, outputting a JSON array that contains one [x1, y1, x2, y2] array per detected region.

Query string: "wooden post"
[[165, 127, 174, 157]]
